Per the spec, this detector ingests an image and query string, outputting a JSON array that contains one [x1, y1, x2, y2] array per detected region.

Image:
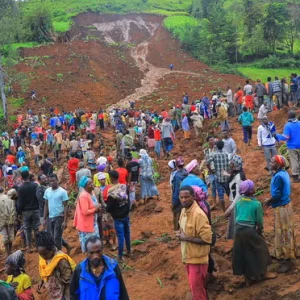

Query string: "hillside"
[[2, 12, 300, 300]]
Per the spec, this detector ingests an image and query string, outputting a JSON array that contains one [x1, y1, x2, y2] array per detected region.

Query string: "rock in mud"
[[154, 206, 163, 213]]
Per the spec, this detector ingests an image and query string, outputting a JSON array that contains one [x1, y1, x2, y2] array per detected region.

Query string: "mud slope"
[[4, 13, 300, 300]]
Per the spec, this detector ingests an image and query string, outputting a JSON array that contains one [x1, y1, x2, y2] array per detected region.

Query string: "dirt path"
[[93, 16, 202, 110]]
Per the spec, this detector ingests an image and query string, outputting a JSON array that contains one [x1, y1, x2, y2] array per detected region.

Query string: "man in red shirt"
[[115, 158, 128, 184], [67, 152, 80, 185], [154, 126, 162, 160]]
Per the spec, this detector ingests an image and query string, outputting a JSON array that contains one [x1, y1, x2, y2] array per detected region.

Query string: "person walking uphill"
[[67, 153, 80, 185], [265, 155, 298, 273], [70, 236, 129, 300], [74, 176, 101, 252], [177, 186, 212, 300], [161, 118, 174, 157], [276, 110, 300, 183], [17, 171, 39, 253], [232, 180, 277, 286], [238, 107, 254, 146], [171, 157, 188, 231], [36, 231, 76, 300], [106, 171, 131, 262]]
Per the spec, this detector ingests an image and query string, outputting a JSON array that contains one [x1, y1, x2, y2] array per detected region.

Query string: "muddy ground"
[[3, 13, 300, 300]]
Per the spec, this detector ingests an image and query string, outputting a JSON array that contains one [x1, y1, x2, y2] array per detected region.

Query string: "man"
[[183, 92, 189, 105], [30, 140, 42, 166], [272, 76, 282, 109], [161, 118, 174, 157], [257, 100, 268, 120], [116, 131, 124, 159], [115, 158, 128, 185], [126, 153, 140, 207], [147, 122, 155, 153], [17, 171, 39, 253], [171, 157, 188, 231], [70, 137, 79, 153], [238, 106, 254, 146], [70, 236, 129, 299], [43, 174, 69, 250], [226, 86, 234, 117], [40, 153, 53, 176], [36, 174, 49, 224], [244, 80, 253, 96], [0, 188, 16, 256], [276, 110, 300, 183], [154, 125, 162, 159], [255, 79, 266, 107], [290, 73, 298, 108], [54, 130, 63, 150], [76, 162, 91, 183], [265, 77, 273, 111], [67, 152, 80, 185], [106, 171, 131, 261], [122, 130, 134, 158], [257, 117, 277, 172], [222, 131, 237, 156], [207, 140, 230, 212], [177, 186, 212, 300]]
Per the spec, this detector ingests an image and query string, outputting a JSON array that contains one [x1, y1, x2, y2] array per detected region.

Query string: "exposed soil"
[[3, 13, 300, 300]]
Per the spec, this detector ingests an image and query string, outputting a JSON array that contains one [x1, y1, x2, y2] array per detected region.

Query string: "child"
[[37, 231, 75, 300], [6, 250, 34, 300]]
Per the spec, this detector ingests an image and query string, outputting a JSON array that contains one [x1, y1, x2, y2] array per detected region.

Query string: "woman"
[[16, 147, 26, 165], [265, 155, 298, 273], [5, 250, 34, 300], [224, 155, 246, 240], [61, 136, 70, 158], [74, 176, 101, 252], [181, 114, 190, 140], [233, 180, 277, 285], [138, 149, 159, 203], [93, 164, 110, 187]]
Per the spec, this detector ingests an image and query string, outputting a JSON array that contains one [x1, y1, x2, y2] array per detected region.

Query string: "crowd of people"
[[0, 73, 299, 299]]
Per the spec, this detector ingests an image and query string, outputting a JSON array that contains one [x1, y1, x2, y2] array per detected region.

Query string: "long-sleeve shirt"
[[276, 121, 300, 149], [257, 104, 268, 119], [270, 170, 291, 208], [257, 122, 276, 147], [238, 111, 254, 127]]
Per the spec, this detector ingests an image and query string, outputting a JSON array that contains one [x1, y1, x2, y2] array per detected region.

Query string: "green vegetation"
[[238, 67, 295, 81], [8, 97, 25, 108]]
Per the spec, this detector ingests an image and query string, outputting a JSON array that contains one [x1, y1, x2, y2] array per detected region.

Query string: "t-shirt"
[[70, 140, 78, 152], [115, 167, 128, 184], [44, 187, 69, 218], [54, 133, 62, 144], [244, 84, 253, 95], [7, 273, 31, 295], [126, 161, 140, 182]]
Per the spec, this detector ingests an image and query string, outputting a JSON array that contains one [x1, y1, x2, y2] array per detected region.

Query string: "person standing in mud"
[[265, 155, 298, 273], [161, 118, 174, 157], [177, 186, 212, 300]]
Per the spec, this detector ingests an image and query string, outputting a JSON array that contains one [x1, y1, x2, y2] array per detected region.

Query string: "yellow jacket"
[[179, 201, 212, 264], [217, 106, 228, 121]]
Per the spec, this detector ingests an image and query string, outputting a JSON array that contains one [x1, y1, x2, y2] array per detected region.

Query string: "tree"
[[285, 4, 300, 53], [263, 3, 289, 53]]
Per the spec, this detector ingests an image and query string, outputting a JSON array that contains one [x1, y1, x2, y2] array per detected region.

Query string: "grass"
[[8, 98, 25, 109], [163, 15, 199, 40], [3, 42, 39, 51], [22, 0, 192, 33], [238, 67, 296, 80]]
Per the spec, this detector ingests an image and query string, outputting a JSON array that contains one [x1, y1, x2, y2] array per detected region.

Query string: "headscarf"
[[192, 186, 209, 218], [78, 176, 90, 188], [168, 159, 176, 170], [97, 164, 106, 172], [139, 149, 149, 160], [185, 159, 199, 173], [274, 155, 289, 169], [239, 180, 255, 195], [97, 156, 107, 166], [175, 156, 184, 167], [230, 155, 243, 171], [6, 250, 25, 272], [98, 172, 106, 180]]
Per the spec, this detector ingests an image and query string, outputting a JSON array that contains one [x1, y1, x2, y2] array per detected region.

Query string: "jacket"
[[270, 169, 291, 208], [74, 190, 97, 232], [70, 256, 129, 300], [238, 111, 254, 127], [179, 202, 212, 264], [257, 122, 276, 147], [172, 168, 188, 210], [106, 185, 130, 219]]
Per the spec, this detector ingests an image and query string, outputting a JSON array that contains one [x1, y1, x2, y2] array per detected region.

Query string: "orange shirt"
[[154, 129, 161, 141], [115, 167, 128, 184], [6, 155, 15, 164], [236, 90, 244, 104]]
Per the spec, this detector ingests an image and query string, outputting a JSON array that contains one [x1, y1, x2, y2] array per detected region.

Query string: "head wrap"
[[98, 172, 106, 180], [230, 155, 243, 171], [97, 164, 106, 172], [185, 159, 199, 173], [239, 180, 255, 195], [192, 186, 209, 216], [7, 189, 17, 199], [175, 156, 184, 167], [107, 156, 113, 162], [6, 250, 25, 272], [78, 176, 90, 188], [274, 155, 289, 168], [97, 156, 107, 166], [168, 159, 176, 170]]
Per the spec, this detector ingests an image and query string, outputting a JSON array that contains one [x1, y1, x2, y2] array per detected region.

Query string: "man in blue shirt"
[[290, 73, 298, 107], [276, 110, 300, 183], [43, 173, 69, 249]]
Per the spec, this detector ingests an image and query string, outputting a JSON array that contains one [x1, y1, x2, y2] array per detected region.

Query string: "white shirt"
[[257, 104, 268, 119], [244, 84, 253, 95], [226, 89, 233, 103]]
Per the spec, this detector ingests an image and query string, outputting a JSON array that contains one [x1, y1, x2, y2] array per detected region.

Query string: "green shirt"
[[235, 197, 263, 227]]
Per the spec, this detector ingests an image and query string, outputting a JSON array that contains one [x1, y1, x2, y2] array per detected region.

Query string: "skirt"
[[147, 138, 156, 148], [274, 203, 298, 259], [78, 218, 99, 252], [233, 225, 270, 279], [140, 175, 159, 199], [226, 209, 235, 240]]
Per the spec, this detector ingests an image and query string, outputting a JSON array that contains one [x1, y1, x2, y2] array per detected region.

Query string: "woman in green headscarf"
[[74, 176, 101, 252]]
